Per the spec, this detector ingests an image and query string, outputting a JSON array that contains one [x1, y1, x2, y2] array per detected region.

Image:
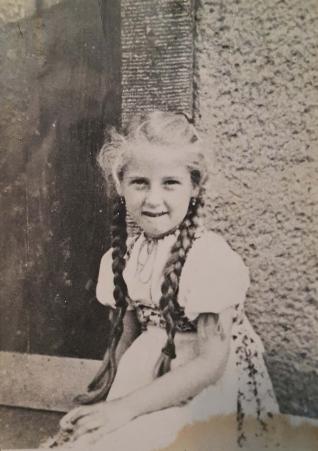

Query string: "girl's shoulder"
[[178, 230, 250, 317], [189, 229, 248, 269]]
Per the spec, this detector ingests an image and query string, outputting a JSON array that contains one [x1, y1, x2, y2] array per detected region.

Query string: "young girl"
[[56, 111, 279, 450]]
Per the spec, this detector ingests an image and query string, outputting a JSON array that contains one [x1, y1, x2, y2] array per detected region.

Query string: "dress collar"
[[140, 225, 205, 244], [142, 227, 180, 243]]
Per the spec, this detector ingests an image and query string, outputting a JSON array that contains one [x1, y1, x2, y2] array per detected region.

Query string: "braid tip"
[[73, 389, 110, 405]]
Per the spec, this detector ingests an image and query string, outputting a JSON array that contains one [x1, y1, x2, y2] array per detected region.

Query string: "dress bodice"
[[96, 228, 250, 325], [123, 230, 182, 308], [124, 230, 199, 331]]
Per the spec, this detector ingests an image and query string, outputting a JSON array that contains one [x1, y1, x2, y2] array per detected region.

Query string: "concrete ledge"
[[0, 352, 101, 412]]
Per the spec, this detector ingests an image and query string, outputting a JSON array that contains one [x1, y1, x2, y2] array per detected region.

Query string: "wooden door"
[[0, 0, 120, 359]]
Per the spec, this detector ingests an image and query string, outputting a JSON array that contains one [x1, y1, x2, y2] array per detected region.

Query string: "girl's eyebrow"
[[162, 175, 185, 181], [127, 174, 148, 180]]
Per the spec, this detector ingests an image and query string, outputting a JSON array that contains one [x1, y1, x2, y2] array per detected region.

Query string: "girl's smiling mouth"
[[142, 211, 168, 217]]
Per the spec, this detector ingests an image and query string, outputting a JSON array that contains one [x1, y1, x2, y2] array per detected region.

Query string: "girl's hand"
[[60, 398, 134, 442]]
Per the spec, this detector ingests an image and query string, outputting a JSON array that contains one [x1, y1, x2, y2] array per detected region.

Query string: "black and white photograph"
[[0, 0, 317, 450]]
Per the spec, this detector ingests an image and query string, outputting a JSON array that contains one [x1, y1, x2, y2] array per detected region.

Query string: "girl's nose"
[[144, 186, 162, 207]]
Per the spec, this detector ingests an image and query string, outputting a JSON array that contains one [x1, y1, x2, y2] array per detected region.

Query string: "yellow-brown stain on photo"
[[161, 414, 318, 451]]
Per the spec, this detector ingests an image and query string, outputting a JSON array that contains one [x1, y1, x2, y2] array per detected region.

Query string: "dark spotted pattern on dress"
[[232, 303, 278, 446], [130, 299, 198, 332]]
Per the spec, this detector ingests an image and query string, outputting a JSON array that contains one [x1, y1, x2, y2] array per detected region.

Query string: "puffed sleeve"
[[96, 249, 116, 308], [178, 232, 250, 319]]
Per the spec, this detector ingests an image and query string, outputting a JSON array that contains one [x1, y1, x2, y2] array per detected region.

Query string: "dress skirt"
[[74, 315, 279, 451]]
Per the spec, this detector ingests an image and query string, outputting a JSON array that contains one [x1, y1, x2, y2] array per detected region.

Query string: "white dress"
[[91, 229, 279, 451]]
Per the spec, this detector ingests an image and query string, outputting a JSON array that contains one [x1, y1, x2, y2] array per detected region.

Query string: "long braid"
[[75, 197, 129, 404], [154, 198, 202, 377]]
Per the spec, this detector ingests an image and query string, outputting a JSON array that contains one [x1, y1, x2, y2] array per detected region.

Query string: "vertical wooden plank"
[[121, 0, 194, 126], [99, 0, 122, 127]]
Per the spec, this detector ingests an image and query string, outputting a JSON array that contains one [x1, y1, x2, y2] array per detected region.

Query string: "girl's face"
[[118, 147, 199, 238]]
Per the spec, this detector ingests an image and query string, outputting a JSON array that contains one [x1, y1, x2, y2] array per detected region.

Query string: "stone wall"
[[195, 0, 318, 417]]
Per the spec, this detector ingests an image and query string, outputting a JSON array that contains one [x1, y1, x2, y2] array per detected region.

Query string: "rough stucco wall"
[[195, 0, 318, 417]]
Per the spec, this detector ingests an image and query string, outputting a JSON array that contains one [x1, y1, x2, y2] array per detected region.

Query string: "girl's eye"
[[130, 178, 148, 188], [164, 179, 180, 187]]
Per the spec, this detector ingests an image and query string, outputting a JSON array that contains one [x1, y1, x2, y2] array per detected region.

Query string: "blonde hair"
[[98, 111, 208, 193]]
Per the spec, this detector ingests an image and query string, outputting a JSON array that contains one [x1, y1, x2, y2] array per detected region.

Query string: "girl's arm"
[[123, 307, 234, 417], [64, 307, 234, 440]]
